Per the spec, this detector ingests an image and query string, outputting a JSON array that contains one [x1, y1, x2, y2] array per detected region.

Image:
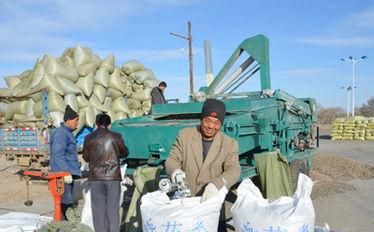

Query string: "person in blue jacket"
[[50, 105, 81, 219]]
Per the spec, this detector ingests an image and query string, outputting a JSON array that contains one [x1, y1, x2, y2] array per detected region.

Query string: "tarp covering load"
[[231, 174, 315, 232], [0, 46, 160, 128], [331, 116, 373, 140], [254, 150, 293, 200]]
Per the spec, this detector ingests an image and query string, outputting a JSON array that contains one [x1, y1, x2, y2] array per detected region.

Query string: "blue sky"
[[0, 0, 373, 109]]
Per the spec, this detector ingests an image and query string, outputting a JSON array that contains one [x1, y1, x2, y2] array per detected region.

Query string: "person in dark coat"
[[50, 105, 81, 220], [151, 81, 167, 104], [83, 113, 128, 232]]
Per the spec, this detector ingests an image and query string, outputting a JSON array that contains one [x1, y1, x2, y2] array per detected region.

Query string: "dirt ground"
[[1, 128, 374, 231]]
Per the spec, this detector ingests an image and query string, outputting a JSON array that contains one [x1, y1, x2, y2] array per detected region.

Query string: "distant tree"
[[358, 97, 374, 117], [317, 107, 346, 124]]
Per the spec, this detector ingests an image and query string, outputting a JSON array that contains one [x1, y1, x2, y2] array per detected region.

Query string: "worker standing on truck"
[[50, 105, 81, 220], [151, 81, 167, 104], [165, 99, 241, 232], [83, 113, 128, 232]]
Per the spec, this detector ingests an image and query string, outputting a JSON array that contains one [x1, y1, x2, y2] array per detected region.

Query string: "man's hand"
[[64, 175, 73, 184], [200, 183, 219, 203], [171, 169, 185, 184]]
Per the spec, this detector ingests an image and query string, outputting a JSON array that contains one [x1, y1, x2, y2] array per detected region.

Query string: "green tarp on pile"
[[254, 150, 293, 200]]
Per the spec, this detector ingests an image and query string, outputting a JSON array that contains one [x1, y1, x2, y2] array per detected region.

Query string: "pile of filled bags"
[[0, 46, 160, 131], [331, 116, 374, 141], [139, 174, 317, 232]]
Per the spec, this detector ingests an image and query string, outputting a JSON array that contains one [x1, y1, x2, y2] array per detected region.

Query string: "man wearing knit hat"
[[50, 105, 81, 220], [165, 99, 240, 231]]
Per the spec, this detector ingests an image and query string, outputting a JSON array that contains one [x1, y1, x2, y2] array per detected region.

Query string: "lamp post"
[[340, 56, 368, 116], [341, 86, 352, 117]]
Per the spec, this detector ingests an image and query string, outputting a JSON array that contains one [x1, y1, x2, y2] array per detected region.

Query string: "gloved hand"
[[121, 176, 134, 192], [200, 183, 219, 203], [64, 175, 73, 184], [171, 169, 185, 184]]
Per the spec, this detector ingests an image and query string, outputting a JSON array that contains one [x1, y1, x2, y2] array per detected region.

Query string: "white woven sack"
[[74, 109, 86, 135], [5, 101, 28, 120], [89, 95, 109, 112], [131, 69, 155, 84], [112, 97, 130, 114], [77, 95, 90, 109], [122, 60, 145, 75], [231, 174, 315, 232], [132, 88, 152, 102], [109, 67, 125, 93], [100, 55, 115, 74], [59, 54, 74, 67], [64, 94, 79, 112], [94, 67, 109, 88], [4, 76, 21, 89], [84, 106, 95, 128], [103, 97, 113, 109], [93, 84, 106, 103], [107, 88, 123, 100], [24, 74, 65, 97], [76, 73, 94, 97], [48, 92, 66, 113], [42, 55, 78, 82], [127, 99, 141, 110], [74, 45, 94, 68], [26, 99, 35, 118], [77, 60, 101, 76], [140, 188, 227, 232], [49, 111, 64, 128], [56, 77, 81, 94], [143, 79, 160, 88]]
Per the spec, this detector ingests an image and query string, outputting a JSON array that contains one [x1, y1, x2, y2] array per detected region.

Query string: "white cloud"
[[297, 36, 374, 47], [278, 68, 334, 77], [344, 7, 374, 30]]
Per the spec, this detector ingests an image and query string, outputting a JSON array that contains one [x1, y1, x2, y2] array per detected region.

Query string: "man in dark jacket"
[[83, 113, 128, 232], [50, 105, 81, 219], [151, 81, 167, 104]]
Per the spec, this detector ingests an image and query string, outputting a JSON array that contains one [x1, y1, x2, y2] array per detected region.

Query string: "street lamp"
[[340, 86, 352, 117], [340, 56, 368, 116]]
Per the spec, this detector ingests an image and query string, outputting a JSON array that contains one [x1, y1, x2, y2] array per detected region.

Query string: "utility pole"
[[170, 21, 194, 95]]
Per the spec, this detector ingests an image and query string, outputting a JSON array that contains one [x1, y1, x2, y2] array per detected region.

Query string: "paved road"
[[317, 138, 374, 164]]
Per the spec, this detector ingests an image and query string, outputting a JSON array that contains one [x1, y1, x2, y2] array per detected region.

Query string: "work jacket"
[[50, 123, 81, 177], [165, 126, 241, 196], [151, 87, 167, 104], [83, 128, 128, 181]]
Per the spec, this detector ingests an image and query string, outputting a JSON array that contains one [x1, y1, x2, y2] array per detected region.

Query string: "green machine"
[[111, 34, 318, 181]]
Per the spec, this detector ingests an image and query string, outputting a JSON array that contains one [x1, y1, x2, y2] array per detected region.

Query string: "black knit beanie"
[[201, 99, 226, 124], [63, 105, 79, 121]]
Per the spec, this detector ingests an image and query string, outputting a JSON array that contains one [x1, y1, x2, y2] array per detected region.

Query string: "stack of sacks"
[[342, 117, 356, 140], [331, 118, 345, 140], [366, 118, 374, 140], [353, 117, 367, 141], [0, 46, 160, 132]]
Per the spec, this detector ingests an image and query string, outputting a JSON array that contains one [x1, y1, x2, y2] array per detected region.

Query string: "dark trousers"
[[90, 180, 121, 232], [61, 182, 74, 220]]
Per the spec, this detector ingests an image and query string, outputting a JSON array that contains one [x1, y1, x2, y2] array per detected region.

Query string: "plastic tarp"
[[231, 174, 315, 232], [254, 150, 293, 200], [0, 212, 53, 232]]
